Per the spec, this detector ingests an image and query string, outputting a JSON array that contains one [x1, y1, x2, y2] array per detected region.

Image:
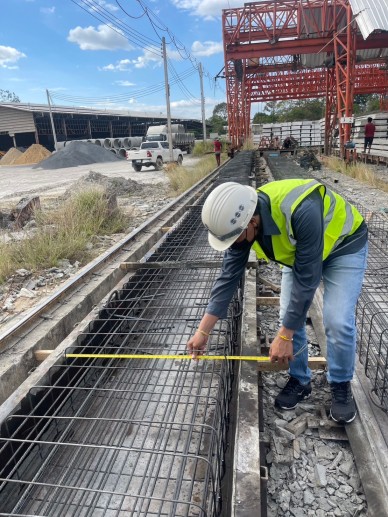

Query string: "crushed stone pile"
[[0, 147, 23, 166], [13, 144, 51, 165], [33, 141, 122, 170], [63, 171, 142, 198]]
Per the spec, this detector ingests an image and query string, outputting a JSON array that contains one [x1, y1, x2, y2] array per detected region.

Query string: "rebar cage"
[[0, 153, 255, 517], [356, 207, 388, 411]]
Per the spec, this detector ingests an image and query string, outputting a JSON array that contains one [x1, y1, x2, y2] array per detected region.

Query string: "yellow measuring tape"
[[65, 354, 271, 362]]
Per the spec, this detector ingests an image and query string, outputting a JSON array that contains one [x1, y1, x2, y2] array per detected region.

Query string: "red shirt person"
[[364, 117, 376, 153], [214, 138, 222, 166]]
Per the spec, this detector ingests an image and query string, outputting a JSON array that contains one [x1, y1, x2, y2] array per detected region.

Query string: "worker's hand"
[[269, 335, 294, 365], [187, 332, 208, 360]]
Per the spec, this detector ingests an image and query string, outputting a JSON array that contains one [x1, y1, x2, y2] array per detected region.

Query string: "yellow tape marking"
[[65, 353, 271, 362]]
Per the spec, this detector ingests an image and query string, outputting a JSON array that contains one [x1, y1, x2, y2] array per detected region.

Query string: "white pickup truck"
[[126, 141, 183, 172]]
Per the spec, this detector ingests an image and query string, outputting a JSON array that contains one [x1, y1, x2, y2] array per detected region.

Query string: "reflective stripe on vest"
[[251, 179, 364, 265]]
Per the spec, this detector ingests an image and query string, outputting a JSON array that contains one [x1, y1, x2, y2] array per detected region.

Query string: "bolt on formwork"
[[0, 152, 256, 517]]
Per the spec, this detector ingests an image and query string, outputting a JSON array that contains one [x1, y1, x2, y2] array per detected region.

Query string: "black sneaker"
[[330, 381, 357, 424], [275, 377, 312, 410]]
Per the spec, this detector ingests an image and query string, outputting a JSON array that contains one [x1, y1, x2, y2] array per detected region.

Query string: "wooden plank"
[[256, 296, 280, 306], [257, 356, 326, 372], [120, 260, 224, 270], [120, 260, 257, 271], [257, 276, 281, 293], [35, 350, 53, 361]]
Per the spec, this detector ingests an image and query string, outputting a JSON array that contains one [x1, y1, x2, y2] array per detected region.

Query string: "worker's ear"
[[250, 215, 260, 227]]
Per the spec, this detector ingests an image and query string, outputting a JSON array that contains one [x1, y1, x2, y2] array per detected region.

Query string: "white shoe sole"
[[330, 409, 357, 424]]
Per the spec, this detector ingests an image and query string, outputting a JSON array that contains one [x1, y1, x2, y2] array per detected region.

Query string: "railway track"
[[0, 150, 387, 516]]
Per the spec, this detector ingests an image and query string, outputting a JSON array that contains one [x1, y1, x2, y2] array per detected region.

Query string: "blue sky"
[[0, 0, 254, 120]]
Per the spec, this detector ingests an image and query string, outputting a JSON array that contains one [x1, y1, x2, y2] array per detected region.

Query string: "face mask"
[[230, 238, 253, 252]]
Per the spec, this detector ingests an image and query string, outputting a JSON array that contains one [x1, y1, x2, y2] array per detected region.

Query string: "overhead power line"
[[50, 67, 198, 104]]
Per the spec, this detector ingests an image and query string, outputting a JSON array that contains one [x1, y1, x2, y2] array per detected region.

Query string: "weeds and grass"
[[241, 137, 256, 150], [0, 187, 128, 283], [165, 154, 219, 195], [192, 140, 215, 156], [323, 156, 388, 193]]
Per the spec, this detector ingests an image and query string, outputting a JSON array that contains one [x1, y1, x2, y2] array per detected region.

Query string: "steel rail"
[[0, 166, 222, 349]]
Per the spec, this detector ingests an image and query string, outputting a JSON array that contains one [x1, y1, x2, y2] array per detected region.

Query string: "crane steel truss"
[[222, 0, 388, 157]]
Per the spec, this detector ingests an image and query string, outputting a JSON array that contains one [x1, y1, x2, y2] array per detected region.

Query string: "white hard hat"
[[202, 182, 258, 251]]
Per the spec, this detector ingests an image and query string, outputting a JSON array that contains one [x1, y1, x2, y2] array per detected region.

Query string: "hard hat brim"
[[208, 228, 245, 251]]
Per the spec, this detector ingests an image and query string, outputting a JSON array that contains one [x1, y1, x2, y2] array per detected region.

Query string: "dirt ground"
[[0, 154, 202, 206], [0, 154, 204, 331]]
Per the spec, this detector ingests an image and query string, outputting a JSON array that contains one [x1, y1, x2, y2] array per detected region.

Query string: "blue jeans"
[[279, 243, 368, 385]]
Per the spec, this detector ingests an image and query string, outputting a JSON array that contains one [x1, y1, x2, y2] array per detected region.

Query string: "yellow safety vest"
[[251, 179, 364, 265]]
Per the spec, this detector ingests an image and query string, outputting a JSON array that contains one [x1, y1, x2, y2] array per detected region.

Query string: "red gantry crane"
[[222, 0, 388, 158]]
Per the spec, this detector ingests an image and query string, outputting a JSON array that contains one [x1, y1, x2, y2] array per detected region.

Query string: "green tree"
[[353, 94, 380, 115], [213, 102, 227, 120], [0, 90, 20, 102], [366, 94, 380, 113], [276, 99, 324, 121], [264, 101, 279, 122], [206, 102, 228, 135], [252, 111, 274, 124]]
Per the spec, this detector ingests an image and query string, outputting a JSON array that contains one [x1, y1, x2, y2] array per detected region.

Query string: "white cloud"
[[114, 96, 221, 118], [191, 40, 223, 56], [170, 0, 242, 19], [131, 47, 182, 69], [100, 59, 132, 71], [68, 24, 132, 51], [40, 6, 55, 14], [92, 1, 119, 12], [131, 47, 162, 69], [115, 80, 135, 86], [0, 45, 26, 69]]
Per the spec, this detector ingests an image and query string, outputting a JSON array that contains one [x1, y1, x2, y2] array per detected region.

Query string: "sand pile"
[[0, 147, 23, 165], [33, 141, 121, 170], [13, 144, 51, 165]]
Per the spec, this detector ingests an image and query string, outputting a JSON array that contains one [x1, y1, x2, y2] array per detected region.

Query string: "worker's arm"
[[270, 191, 324, 363], [188, 245, 251, 358]]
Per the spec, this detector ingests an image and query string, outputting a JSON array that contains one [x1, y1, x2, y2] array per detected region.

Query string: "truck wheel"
[[133, 164, 142, 172], [155, 157, 163, 171], [177, 155, 183, 165]]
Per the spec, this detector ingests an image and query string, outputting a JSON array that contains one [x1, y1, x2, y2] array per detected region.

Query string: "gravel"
[[33, 141, 122, 170], [258, 153, 388, 517]]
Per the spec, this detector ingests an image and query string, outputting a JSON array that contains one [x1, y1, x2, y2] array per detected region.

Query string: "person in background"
[[187, 180, 368, 425], [364, 117, 376, 153], [214, 138, 222, 166]]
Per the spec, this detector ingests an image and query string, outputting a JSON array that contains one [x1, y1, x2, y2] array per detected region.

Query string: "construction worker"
[[214, 137, 222, 166], [363, 117, 376, 153], [187, 180, 368, 424]]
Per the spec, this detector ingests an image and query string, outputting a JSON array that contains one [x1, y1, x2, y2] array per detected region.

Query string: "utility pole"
[[46, 89, 58, 151], [161, 37, 173, 162], [199, 63, 207, 142]]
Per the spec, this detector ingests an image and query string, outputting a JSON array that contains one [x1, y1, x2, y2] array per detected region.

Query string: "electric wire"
[[168, 59, 200, 104], [70, 0, 161, 54], [50, 68, 198, 104], [68, 0, 224, 107]]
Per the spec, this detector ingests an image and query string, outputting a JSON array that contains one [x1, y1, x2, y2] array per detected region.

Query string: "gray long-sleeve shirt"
[[206, 189, 367, 330]]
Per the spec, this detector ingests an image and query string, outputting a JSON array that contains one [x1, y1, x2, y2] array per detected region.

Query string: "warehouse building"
[[0, 102, 204, 152]]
